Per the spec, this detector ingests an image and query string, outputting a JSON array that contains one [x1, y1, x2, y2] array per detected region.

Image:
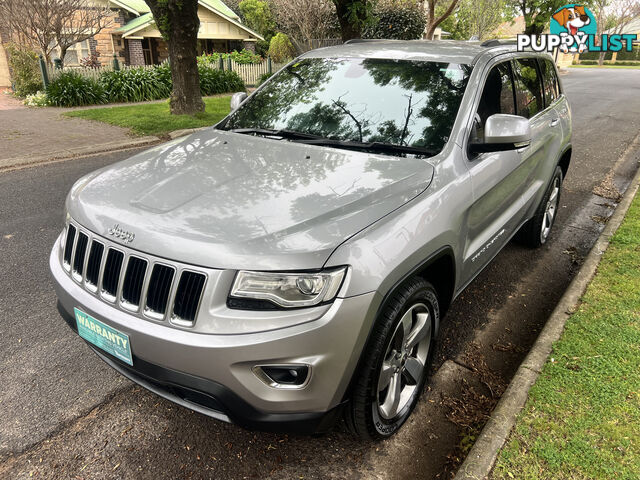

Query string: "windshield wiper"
[[225, 128, 322, 141], [293, 138, 436, 157]]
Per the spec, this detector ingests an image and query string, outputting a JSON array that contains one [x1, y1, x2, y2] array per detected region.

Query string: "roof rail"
[[343, 39, 388, 44], [480, 39, 517, 47]]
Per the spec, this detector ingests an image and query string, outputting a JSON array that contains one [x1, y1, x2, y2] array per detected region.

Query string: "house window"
[[53, 40, 91, 66]]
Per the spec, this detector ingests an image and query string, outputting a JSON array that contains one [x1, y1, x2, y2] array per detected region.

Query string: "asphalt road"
[[1, 68, 639, 479]]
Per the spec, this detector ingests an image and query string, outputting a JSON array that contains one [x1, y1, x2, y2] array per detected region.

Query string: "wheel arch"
[[558, 145, 572, 179], [341, 246, 456, 403]]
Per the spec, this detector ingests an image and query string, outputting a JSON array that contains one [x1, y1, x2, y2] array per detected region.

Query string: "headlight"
[[229, 268, 347, 308]]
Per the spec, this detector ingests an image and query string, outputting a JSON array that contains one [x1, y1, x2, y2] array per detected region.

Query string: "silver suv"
[[51, 40, 571, 439]]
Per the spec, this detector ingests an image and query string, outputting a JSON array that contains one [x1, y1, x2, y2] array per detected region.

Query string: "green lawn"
[[569, 64, 640, 69], [65, 96, 232, 136], [491, 190, 640, 480]]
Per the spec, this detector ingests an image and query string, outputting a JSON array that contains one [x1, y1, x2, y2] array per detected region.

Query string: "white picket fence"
[[46, 59, 288, 86]]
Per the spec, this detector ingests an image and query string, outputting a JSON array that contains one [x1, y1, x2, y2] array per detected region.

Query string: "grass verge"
[[65, 96, 232, 136], [491, 190, 640, 480]]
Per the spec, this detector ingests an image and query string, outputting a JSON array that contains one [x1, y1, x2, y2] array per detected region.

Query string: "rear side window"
[[538, 59, 561, 106], [474, 62, 516, 141], [511, 58, 544, 119]]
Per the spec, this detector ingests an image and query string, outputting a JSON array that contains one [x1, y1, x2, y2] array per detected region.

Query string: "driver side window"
[[473, 62, 516, 143]]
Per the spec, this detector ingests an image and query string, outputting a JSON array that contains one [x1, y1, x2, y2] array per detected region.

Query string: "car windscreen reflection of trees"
[[224, 58, 471, 154]]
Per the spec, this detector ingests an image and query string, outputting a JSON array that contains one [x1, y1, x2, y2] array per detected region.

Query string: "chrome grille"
[[63, 224, 76, 268], [72, 232, 89, 280], [102, 249, 124, 301], [85, 241, 104, 291], [172, 271, 207, 325], [61, 222, 208, 326], [145, 264, 175, 318], [121, 256, 147, 310]]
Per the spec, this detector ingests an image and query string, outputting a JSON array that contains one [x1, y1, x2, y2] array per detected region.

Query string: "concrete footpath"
[[0, 93, 158, 171], [454, 133, 640, 480]]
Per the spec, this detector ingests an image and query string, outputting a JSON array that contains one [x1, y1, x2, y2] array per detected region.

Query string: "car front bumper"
[[50, 242, 381, 432]]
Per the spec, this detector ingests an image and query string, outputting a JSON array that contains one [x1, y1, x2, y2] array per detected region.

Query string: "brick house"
[[0, 0, 263, 86], [105, 0, 263, 66]]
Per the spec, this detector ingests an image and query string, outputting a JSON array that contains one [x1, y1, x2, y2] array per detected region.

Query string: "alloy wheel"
[[376, 303, 432, 420], [541, 176, 560, 243]]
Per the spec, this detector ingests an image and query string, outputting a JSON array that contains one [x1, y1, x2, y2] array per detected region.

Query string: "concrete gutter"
[[454, 139, 640, 480], [0, 136, 160, 173]]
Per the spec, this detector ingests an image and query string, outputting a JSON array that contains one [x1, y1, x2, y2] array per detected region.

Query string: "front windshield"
[[221, 57, 472, 153]]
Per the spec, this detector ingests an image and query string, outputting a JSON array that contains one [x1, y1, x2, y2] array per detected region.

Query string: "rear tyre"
[[345, 278, 438, 439], [516, 166, 563, 248]]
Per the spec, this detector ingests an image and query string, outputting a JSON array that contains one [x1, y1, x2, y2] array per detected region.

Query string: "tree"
[[0, 0, 60, 62], [52, 0, 112, 67], [144, 0, 204, 115], [596, 0, 640, 64], [271, 0, 339, 48], [507, 0, 565, 35], [0, 0, 111, 65], [239, 0, 276, 35], [424, 0, 462, 40], [440, 0, 511, 40], [331, 0, 374, 40], [364, 0, 427, 40]]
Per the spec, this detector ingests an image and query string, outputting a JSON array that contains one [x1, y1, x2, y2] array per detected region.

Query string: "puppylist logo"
[[517, 3, 638, 54]]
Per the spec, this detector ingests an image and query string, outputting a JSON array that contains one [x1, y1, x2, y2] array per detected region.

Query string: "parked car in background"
[[51, 40, 571, 439]]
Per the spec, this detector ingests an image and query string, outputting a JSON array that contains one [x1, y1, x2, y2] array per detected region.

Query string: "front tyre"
[[345, 278, 439, 439]]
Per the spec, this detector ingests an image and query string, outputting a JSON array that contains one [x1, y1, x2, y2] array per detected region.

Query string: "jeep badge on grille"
[[108, 224, 135, 244]]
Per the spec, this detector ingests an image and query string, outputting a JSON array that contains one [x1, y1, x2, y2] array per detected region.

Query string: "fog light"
[[253, 365, 310, 388]]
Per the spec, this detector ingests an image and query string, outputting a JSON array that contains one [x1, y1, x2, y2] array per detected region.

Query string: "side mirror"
[[470, 114, 531, 153], [230, 91, 248, 111]]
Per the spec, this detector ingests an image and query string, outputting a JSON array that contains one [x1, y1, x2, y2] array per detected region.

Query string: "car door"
[[461, 57, 549, 285], [540, 57, 570, 164]]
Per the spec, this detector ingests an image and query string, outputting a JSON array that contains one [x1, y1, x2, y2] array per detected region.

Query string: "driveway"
[[0, 98, 138, 169], [1, 68, 639, 479]]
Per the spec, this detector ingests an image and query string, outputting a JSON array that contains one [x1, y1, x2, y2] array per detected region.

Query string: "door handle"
[[550, 118, 560, 127]]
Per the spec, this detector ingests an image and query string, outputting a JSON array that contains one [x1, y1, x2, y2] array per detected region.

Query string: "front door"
[[461, 57, 550, 285]]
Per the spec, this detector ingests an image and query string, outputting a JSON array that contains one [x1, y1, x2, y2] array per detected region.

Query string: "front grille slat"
[[102, 249, 124, 300], [121, 257, 147, 308], [72, 232, 89, 278], [145, 264, 175, 317], [173, 271, 206, 323], [85, 241, 104, 288], [63, 223, 207, 325], [63, 225, 76, 267]]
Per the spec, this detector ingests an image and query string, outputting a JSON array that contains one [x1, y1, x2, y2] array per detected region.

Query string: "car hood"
[[67, 129, 434, 270]]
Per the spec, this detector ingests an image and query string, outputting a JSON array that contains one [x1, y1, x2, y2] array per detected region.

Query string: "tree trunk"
[[59, 46, 68, 67], [424, 0, 460, 40], [145, 0, 204, 115], [168, 23, 204, 114], [333, 0, 363, 41], [598, 51, 606, 66]]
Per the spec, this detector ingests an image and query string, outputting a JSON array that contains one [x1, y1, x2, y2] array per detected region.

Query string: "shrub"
[[198, 66, 245, 95], [46, 72, 107, 107], [197, 49, 262, 66], [80, 53, 101, 68], [364, 0, 426, 40], [256, 72, 273, 86], [230, 48, 263, 64], [5, 44, 43, 97], [154, 62, 173, 86], [99, 66, 172, 103], [268, 33, 295, 63], [23, 91, 49, 107]]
